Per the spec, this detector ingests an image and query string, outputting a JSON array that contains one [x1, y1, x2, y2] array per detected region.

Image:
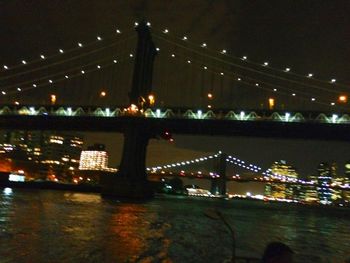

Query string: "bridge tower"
[[210, 153, 227, 196], [101, 21, 157, 198]]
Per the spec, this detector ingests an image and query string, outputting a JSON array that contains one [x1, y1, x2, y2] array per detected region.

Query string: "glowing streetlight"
[[100, 91, 106, 97], [148, 94, 155, 106], [338, 95, 347, 103], [207, 93, 213, 99], [268, 98, 275, 110], [50, 94, 56, 105]]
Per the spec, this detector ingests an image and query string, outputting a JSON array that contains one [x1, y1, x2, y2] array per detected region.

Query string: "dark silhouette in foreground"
[[261, 242, 294, 263]]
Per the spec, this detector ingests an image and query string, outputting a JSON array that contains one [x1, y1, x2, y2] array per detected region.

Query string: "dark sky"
[[1, 0, 350, 176]]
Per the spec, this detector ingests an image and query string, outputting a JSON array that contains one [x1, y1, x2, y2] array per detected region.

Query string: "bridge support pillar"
[[100, 125, 153, 199], [210, 153, 227, 196]]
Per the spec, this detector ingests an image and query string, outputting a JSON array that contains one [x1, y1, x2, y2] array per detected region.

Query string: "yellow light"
[[207, 93, 213, 99], [148, 94, 155, 106], [268, 98, 275, 110], [100, 91, 106, 97], [50, 94, 56, 105], [338, 95, 347, 103]]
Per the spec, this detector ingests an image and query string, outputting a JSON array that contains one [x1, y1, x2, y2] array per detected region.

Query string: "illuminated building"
[[300, 175, 319, 203], [79, 144, 108, 171], [265, 160, 299, 200], [40, 133, 84, 179], [317, 162, 333, 204]]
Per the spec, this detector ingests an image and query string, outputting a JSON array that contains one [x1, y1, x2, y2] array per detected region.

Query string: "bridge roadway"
[[1, 105, 350, 140]]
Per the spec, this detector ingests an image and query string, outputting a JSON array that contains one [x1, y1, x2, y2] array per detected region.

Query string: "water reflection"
[[0, 190, 349, 262]]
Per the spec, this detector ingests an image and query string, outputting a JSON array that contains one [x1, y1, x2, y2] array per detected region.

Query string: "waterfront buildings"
[[265, 160, 299, 200], [0, 130, 84, 180], [79, 144, 109, 171]]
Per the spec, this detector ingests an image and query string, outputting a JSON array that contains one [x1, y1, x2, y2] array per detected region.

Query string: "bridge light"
[[3, 65, 8, 70], [182, 36, 187, 40], [50, 94, 56, 105], [285, 112, 290, 122], [237, 78, 241, 81], [203, 66, 207, 70], [207, 93, 213, 99], [97, 65, 101, 69], [331, 79, 336, 83], [285, 67, 290, 72], [332, 114, 338, 123], [201, 43, 207, 48], [14, 101, 19, 105], [134, 22, 139, 26], [242, 56, 247, 60], [22, 60, 27, 64], [268, 98, 275, 110], [221, 49, 227, 54], [116, 29, 121, 33], [263, 62, 269, 66], [163, 28, 169, 33], [292, 93, 296, 96], [156, 47, 160, 51], [97, 36, 102, 41], [273, 88, 277, 92], [59, 49, 64, 53], [81, 70, 85, 74], [156, 109, 161, 118], [100, 91, 106, 97], [240, 111, 245, 120], [331, 102, 335, 106], [1, 91, 6, 95], [40, 54, 45, 59], [220, 72, 224, 76], [105, 108, 110, 116], [207, 105, 212, 109], [338, 95, 347, 103], [67, 107, 72, 115], [307, 73, 313, 78], [148, 94, 155, 106], [311, 97, 316, 101], [146, 22, 151, 27], [78, 42, 83, 47], [171, 54, 175, 57], [65, 75, 69, 79], [17, 87, 21, 91], [113, 59, 117, 63], [187, 60, 191, 64], [197, 110, 202, 118]]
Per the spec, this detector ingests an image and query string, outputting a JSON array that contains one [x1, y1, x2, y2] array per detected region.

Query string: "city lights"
[[50, 94, 56, 105], [268, 98, 275, 110], [338, 95, 347, 103]]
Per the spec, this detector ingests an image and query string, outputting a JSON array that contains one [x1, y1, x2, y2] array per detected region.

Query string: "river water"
[[0, 188, 349, 263]]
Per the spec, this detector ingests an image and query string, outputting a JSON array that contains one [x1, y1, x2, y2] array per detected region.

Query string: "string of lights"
[[152, 27, 347, 89], [0, 51, 132, 92], [0, 34, 136, 81], [3, 56, 133, 97], [153, 33, 348, 96], [147, 151, 221, 172], [1, 28, 132, 73], [163, 51, 346, 109]]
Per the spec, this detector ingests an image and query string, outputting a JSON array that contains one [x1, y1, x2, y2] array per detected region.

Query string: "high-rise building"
[[40, 133, 83, 179], [265, 160, 299, 200], [301, 175, 319, 203], [317, 162, 333, 204], [79, 144, 109, 171]]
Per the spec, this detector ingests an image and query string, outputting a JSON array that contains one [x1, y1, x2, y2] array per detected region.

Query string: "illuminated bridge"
[[1, 21, 349, 198]]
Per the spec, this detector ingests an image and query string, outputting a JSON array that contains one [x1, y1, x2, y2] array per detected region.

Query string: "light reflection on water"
[[0, 189, 349, 263]]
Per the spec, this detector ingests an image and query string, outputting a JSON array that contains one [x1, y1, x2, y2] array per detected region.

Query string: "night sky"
[[1, 1, 350, 177]]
